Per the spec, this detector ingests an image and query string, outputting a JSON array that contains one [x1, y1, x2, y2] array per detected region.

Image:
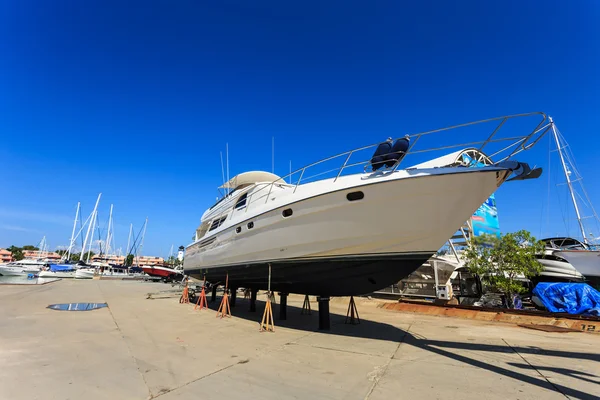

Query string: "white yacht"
[[0, 259, 48, 276], [37, 263, 77, 278], [184, 113, 550, 296]]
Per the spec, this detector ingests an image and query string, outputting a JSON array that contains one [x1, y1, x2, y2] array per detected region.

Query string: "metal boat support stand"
[[318, 296, 330, 330], [216, 274, 231, 318], [179, 278, 190, 304], [279, 292, 288, 320], [345, 296, 360, 325], [260, 264, 275, 332], [230, 287, 237, 308], [194, 277, 208, 311], [301, 295, 312, 315], [211, 285, 217, 303], [249, 288, 257, 312]]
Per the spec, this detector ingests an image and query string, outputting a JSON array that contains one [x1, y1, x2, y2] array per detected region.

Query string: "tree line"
[[6, 245, 40, 261]]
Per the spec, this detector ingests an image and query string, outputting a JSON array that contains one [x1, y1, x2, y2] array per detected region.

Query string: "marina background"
[[1, 1, 599, 252]]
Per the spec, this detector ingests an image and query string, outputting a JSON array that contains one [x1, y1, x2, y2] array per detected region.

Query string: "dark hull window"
[[347, 191, 364, 201], [236, 227, 241, 233], [247, 221, 254, 229], [282, 208, 293, 217]]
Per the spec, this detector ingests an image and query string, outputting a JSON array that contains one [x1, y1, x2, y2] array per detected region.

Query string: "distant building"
[[0, 249, 12, 263], [91, 254, 165, 266], [23, 250, 61, 261]]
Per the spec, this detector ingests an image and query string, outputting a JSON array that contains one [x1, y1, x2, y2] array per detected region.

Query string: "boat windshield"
[[209, 189, 238, 210]]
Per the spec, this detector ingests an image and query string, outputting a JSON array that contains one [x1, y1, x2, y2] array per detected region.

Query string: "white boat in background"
[[0, 259, 48, 276], [536, 237, 586, 283], [38, 264, 76, 279], [75, 268, 96, 279], [535, 119, 600, 288], [184, 112, 550, 296]]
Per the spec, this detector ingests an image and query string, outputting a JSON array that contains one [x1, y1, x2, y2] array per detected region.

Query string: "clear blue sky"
[[1, 1, 599, 256]]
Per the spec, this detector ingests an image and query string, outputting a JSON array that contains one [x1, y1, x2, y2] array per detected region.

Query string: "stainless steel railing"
[[210, 112, 550, 217]]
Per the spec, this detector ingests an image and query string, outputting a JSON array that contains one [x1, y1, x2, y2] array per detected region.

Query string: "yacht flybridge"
[[184, 112, 551, 296]]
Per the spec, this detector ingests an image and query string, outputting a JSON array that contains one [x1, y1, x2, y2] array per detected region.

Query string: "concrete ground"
[[0, 280, 598, 400]]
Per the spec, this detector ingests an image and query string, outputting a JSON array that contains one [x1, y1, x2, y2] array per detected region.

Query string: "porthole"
[[347, 191, 364, 201], [236, 227, 241, 233], [247, 221, 254, 229], [282, 208, 293, 217]]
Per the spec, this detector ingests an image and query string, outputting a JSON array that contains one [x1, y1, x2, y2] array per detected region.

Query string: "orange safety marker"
[[260, 264, 275, 332], [345, 296, 360, 325], [301, 294, 312, 315], [216, 274, 231, 318], [179, 277, 190, 304], [194, 277, 208, 311]]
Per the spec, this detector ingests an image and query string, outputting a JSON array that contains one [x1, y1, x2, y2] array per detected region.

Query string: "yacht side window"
[[235, 193, 248, 210], [208, 217, 226, 232]]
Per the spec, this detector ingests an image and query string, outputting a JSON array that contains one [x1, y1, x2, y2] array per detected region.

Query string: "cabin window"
[[209, 188, 238, 210], [282, 208, 293, 217], [208, 219, 220, 232], [247, 221, 254, 229], [208, 216, 227, 232], [347, 191, 364, 201], [236, 227, 241, 233], [235, 193, 248, 209]]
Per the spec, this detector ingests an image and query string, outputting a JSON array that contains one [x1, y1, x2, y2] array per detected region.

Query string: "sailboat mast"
[[87, 209, 98, 263], [551, 118, 587, 243], [126, 223, 133, 257], [66, 202, 80, 261], [81, 193, 102, 263], [136, 218, 148, 267], [105, 204, 113, 258]]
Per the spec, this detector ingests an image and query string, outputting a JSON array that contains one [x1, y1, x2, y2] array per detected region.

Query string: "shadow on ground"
[[187, 291, 599, 400]]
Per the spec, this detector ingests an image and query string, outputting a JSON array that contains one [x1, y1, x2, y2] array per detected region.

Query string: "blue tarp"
[[49, 264, 75, 272], [533, 282, 600, 316]]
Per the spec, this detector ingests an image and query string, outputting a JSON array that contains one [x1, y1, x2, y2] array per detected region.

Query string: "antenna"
[[272, 137, 275, 174], [289, 160, 292, 184], [226, 143, 230, 197], [220, 151, 226, 195]]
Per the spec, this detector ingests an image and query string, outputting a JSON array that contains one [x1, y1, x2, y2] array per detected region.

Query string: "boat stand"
[[179, 278, 189, 304], [249, 288, 257, 312], [216, 274, 231, 318], [318, 296, 331, 330], [345, 296, 360, 325], [279, 292, 288, 320], [244, 288, 251, 299], [230, 287, 237, 308], [260, 264, 275, 332], [260, 292, 275, 332], [194, 277, 208, 311], [211, 285, 217, 303], [301, 295, 312, 315]]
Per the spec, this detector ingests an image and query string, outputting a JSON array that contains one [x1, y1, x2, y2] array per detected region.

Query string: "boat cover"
[[49, 264, 75, 272], [533, 282, 600, 316]]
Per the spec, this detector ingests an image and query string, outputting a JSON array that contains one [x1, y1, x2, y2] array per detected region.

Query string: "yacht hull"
[[554, 250, 600, 278], [0, 266, 39, 276], [39, 270, 76, 279], [536, 258, 584, 282], [185, 168, 506, 295], [141, 266, 183, 279], [75, 269, 95, 279]]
